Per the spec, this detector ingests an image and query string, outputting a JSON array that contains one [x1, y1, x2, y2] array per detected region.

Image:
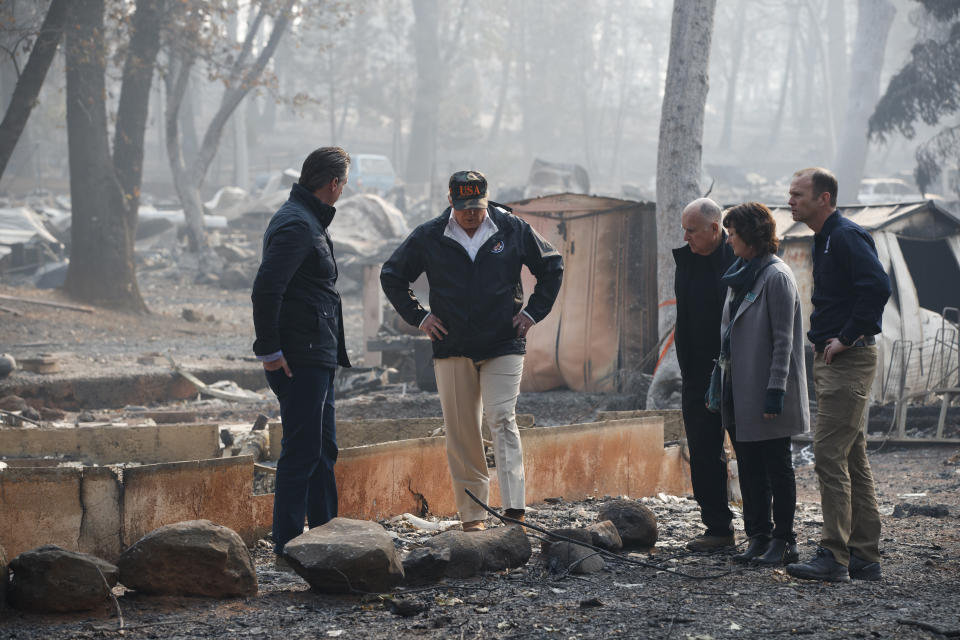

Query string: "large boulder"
[[597, 500, 658, 549], [422, 525, 531, 578], [8, 545, 118, 612], [284, 518, 404, 593], [542, 528, 604, 574], [586, 520, 624, 551], [118, 520, 257, 597], [401, 547, 451, 586]]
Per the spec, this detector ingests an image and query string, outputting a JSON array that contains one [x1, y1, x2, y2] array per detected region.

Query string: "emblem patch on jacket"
[[491, 240, 504, 254]]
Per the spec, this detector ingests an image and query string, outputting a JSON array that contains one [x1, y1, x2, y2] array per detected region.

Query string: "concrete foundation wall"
[[0, 366, 266, 410], [123, 457, 256, 548], [0, 423, 221, 465], [329, 416, 691, 521], [597, 409, 685, 442], [0, 457, 257, 562], [0, 417, 693, 562], [0, 466, 123, 562], [267, 414, 536, 458]]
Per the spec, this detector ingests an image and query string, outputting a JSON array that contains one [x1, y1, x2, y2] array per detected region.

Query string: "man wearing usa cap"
[[381, 170, 564, 531]]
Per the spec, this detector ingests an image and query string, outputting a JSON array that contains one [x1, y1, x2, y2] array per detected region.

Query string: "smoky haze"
[[1, 0, 947, 213]]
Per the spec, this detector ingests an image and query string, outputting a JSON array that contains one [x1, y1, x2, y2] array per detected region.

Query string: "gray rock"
[[0, 354, 15, 379], [214, 242, 255, 263], [587, 520, 623, 551], [402, 546, 451, 586], [118, 520, 257, 597], [542, 528, 604, 574], [892, 503, 950, 518], [219, 265, 254, 290], [423, 525, 531, 578], [597, 499, 658, 548], [8, 545, 118, 612], [284, 518, 404, 594], [0, 395, 27, 412]]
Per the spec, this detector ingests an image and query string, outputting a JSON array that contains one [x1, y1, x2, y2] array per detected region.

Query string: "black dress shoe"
[[849, 552, 882, 581], [786, 547, 850, 582], [733, 536, 770, 563], [754, 538, 799, 565]]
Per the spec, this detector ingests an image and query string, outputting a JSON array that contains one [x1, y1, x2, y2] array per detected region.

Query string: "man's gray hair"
[[684, 197, 722, 223]]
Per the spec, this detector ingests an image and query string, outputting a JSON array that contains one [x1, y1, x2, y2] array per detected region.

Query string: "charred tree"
[[655, 0, 717, 308], [163, 0, 294, 262], [64, 0, 165, 311], [834, 0, 896, 204], [0, 0, 68, 183], [404, 0, 440, 188], [717, 0, 746, 152], [114, 0, 166, 238]]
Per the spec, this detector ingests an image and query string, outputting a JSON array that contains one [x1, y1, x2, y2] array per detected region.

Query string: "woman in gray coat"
[[719, 202, 809, 565]]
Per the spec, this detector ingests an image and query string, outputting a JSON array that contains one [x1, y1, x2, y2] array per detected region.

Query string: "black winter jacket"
[[380, 203, 563, 361], [672, 232, 735, 381], [251, 183, 351, 369]]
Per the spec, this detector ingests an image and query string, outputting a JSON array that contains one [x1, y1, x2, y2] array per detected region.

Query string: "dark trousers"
[[265, 365, 338, 553], [729, 433, 796, 541], [681, 378, 733, 536]]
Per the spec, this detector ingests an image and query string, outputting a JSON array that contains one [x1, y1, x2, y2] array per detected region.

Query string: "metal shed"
[[508, 194, 658, 393]]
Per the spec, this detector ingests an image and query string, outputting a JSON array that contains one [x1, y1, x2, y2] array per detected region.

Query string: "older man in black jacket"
[[673, 197, 737, 552], [252, 147, 351, 558], [381, 170, 563, 531]]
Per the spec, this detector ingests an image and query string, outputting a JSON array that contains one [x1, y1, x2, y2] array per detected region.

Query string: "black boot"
[[786, 547, 850, 582], [754, 537, 799, 565], [733, 535, 770, 563], [849, 552, 882, 581]]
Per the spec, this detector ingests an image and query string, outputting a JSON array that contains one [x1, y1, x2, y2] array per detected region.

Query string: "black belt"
[[813, 335, 876, 353]]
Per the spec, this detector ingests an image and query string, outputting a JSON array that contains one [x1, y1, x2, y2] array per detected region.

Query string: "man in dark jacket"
[[786, 167, 891, 583], [673, 197, 737, 551], [381, 170, 563, 531], [251, 147, 352, 557]]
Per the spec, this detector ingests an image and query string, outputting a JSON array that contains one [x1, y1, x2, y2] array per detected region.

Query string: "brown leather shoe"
[[462, 520, 486, 532], [504, 508, 526, 524], [686, 533, 735, 552]]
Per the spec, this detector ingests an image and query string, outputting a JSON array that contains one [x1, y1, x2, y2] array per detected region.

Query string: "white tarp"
[[329, 193, 409, 257], [0, 207, 59, 259]]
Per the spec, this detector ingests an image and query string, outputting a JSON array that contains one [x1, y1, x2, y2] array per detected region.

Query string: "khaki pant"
[[434, 354, 525, 522], [812, 346, 881, 565]]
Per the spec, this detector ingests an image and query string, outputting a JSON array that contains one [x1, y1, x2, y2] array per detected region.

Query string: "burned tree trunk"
[[0, 0, 68, 183], [655, 0, 717, 308], [164, 1, 293, 262], [63, 0, 145, 311], [834, 0, 896, 204], [114, 0, 166, 248], [717, 0, 746, 152], [404, 0, 440, 188]]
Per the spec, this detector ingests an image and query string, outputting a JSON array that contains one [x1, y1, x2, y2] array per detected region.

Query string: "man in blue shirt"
[[785, 167, 891, 583]]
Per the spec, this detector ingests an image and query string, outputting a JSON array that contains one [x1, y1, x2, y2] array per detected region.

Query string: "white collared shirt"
[[444, 211, 498, 261], [418, 208, 534, 329]]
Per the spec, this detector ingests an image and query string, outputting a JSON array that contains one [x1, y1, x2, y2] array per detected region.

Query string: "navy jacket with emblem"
[[380, 203, 564, 361], [808, 210, 891, 345], [251, 183, 351, 369]]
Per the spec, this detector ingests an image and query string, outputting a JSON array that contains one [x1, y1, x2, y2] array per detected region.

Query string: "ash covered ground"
[[1, 268, 960, 639]]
